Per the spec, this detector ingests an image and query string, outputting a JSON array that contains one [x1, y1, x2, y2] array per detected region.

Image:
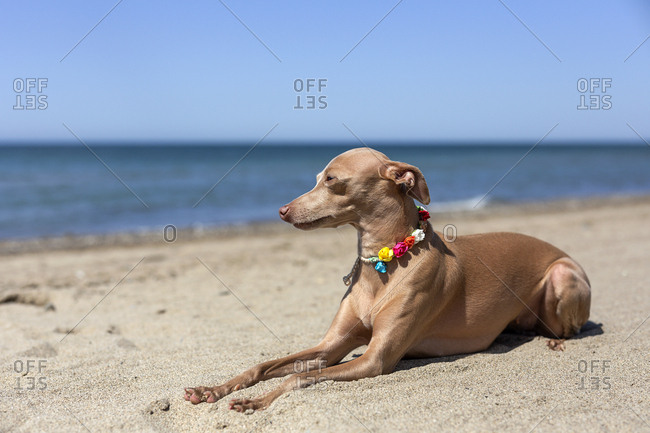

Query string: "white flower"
[[412, 229, 425, 242]]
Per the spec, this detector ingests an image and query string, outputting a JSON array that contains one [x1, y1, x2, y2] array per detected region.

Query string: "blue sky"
[[1, 0, 649, 143]]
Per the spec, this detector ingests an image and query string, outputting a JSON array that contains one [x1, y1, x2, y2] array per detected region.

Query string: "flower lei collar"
[[343, 206, 430, 285]]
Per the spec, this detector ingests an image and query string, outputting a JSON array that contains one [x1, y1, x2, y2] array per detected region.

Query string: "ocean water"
[[0, 144, 649, 240]]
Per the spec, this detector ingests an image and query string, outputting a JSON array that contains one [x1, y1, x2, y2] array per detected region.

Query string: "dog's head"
[[279, 148, 430, 230]]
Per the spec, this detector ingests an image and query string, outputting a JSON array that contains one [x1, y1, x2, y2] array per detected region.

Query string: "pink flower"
[[393, 242, 408, 257]]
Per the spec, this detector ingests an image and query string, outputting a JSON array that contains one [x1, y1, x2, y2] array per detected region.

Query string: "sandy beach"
[[1, 195, 648, 433]]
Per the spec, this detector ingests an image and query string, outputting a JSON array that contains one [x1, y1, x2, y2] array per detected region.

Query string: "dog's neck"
[[355, 198, 421, 258]]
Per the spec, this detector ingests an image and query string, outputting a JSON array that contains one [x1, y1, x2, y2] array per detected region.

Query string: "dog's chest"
[[352, 294, 375, 329], [350, 281, 389, 329]]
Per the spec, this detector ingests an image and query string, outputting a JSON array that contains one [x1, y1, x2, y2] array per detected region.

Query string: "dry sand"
[[1, 196, 648, 432]]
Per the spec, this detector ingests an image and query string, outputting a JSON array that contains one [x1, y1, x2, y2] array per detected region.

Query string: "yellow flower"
[[378, 247, 394, 262]]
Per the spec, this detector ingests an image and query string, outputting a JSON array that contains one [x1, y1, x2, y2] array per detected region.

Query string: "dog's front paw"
[[184, 386, 222, 404], [229, 397, 268, 413]]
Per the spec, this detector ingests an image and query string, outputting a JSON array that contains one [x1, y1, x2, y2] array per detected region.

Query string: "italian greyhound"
[[185, 147, 591, 412]]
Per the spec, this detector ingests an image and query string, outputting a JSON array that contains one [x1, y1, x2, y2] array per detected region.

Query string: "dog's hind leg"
[[537, 257, 591, 340]]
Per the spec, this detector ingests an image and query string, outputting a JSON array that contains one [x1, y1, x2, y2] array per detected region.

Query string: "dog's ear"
[[378, 161, 430, 205]]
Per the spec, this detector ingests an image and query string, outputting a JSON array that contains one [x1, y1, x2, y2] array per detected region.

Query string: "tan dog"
[[185, 147, 591, 412]]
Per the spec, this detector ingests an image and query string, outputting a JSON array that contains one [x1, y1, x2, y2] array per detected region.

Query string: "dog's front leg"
[[228, 332, 408, 412], [184, 340, 351, 404], [185, 303, 368, 405]]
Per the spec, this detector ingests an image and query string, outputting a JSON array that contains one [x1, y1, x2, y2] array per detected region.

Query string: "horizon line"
[[0, 139, 645, 147]]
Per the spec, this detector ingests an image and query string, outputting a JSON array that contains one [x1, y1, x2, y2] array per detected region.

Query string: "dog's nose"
[[279, 205, 290, 220]]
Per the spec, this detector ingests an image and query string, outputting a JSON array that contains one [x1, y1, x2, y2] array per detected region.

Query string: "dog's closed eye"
[[324, 175, 346, 194]]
